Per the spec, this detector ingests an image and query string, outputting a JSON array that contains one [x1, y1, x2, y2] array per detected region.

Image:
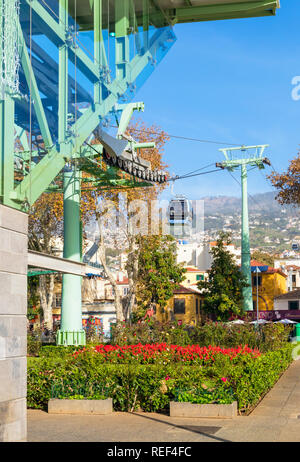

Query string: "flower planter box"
[[48, 398, 113, 415], [170, 401, 237, 419]]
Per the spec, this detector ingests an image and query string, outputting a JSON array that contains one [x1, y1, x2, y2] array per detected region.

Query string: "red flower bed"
[[72, 343, 261, 364]]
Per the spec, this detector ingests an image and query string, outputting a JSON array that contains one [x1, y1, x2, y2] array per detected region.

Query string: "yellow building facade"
[[156, 285, 203, 325], [251, 261, 287, 311], [181, 266, 207, 287]]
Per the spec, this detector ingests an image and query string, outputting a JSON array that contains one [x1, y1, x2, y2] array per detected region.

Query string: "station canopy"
[[68, 0, 280, 30]]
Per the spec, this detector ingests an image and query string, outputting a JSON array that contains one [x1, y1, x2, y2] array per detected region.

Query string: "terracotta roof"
[[173, 284, 202, 295], [285, 265, 300, 270], [275, 289, 300, 300], [116, 278, 129, 285], [265, 269, 287, 277], [248, 260, 287, 278], [104, 278, 129, 285], [250, 260, 265, 267], [185, 267, 204, 272]]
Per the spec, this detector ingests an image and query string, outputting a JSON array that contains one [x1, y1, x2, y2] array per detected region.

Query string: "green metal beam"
[[18, 23, 53, 149], [28, 270, 57, 277]]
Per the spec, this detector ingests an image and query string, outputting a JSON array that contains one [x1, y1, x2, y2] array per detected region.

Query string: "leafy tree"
[[27, 275, 42, 322], [95, 120, 170, 321], [268, 153, 300, 205], [28, 120, 170, 326], [28, 187, 96, 330], [135, 234, 186, 317], [197, 232, 249, 321]]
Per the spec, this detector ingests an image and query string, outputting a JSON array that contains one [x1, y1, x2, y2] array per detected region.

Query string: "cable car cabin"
[[168, 196, 193, 238], [168, 197, 193, 223], [292, 243, 299, 252]]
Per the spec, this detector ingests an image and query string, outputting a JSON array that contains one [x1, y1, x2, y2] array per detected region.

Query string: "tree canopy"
[[268, 153, 300, 206], [197, 232, 249, 321], [135, 234, 186, 315]]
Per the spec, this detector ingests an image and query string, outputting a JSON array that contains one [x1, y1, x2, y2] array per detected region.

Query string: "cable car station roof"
[[68, 0, 280, 30]]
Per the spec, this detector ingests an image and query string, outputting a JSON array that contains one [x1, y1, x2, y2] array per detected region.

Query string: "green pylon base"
[[56, 330, 86, 346]]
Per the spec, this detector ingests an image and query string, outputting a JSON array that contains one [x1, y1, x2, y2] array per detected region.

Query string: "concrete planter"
[[170, 401, 237, 419], [48, 398, 113, 415]]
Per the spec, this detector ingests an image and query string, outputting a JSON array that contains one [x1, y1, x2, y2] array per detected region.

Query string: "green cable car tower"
[[217, 145, 271, 312]]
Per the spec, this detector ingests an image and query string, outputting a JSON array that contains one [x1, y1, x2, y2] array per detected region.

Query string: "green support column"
[[241, 163, 253, 311], [56, 167, 86, 346], [0, 96, 15, 207], [56, 0, 85, 345]]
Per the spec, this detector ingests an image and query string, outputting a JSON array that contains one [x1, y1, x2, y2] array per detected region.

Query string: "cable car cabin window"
[[253, 275, 262, 286], [174, 299, 185, 314], [288, 301, 299, 311]]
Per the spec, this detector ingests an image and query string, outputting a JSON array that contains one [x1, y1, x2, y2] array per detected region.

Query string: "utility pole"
[[216, 145, 270, 312]]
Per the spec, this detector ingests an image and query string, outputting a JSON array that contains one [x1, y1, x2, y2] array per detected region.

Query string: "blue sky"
[[132, 0, 300, 200]]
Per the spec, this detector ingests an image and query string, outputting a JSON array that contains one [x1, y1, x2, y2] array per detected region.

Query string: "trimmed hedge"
[[111, 320, 293, 352], [27, 344, 293, 414]]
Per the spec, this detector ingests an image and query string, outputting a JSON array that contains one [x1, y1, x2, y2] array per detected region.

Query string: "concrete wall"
[[0, 205, 27, 442]]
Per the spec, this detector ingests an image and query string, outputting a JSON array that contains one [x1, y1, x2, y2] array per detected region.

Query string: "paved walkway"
[[27, 360, 300, 442]]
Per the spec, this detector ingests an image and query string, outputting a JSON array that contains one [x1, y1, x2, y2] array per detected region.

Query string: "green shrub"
[[110, 320, 292, 352]]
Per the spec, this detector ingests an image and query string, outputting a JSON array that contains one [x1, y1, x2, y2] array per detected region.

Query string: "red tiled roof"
[[250, 260, 265, 267], [116, 278, 129, 285], [275, 289, 300, 300], [185, 267, 203, 272], [286, 265, 300, 270], [173, 284, 202, 295], [243, 261, 287, 278], [104, 278, 129, 285]]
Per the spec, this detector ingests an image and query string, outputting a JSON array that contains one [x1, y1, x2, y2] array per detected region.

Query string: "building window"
[[174, 299, 185, 314], [292, 275, 296, 283], [54, 295, 61, 307], [196, 274, 204, 281], [288, 301, 299, 311], [196, 299, 198, 314], [253, 275, 262, 286]]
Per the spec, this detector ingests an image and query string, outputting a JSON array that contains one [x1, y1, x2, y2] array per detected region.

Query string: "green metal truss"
[[0, 0, 279, 211], [1, 0, 177, 210]]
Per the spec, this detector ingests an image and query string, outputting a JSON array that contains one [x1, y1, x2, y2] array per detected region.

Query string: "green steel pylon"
[[217, 145, 270, 312], [56, 166, 86, 346]]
